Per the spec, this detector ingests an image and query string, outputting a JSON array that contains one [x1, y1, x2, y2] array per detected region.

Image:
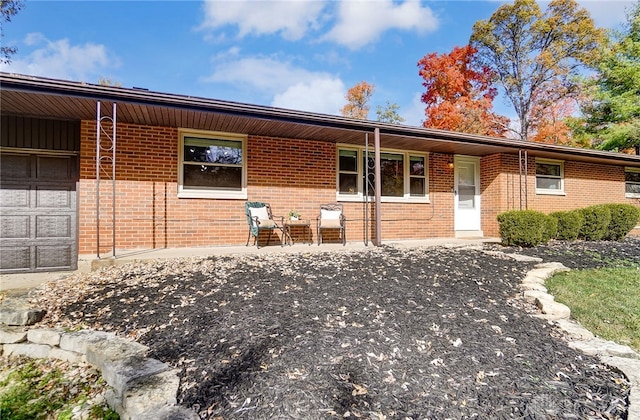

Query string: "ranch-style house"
[[1, 72, 639, 273]]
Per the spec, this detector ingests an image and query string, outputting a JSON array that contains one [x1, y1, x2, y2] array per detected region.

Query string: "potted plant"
[[288, 210, 301, 220]]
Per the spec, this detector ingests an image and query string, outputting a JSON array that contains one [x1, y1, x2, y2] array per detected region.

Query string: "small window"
[[338, 149, 358, 195], [178, 130, 247, 199], [626, 168, 640, 198], [409, 155, 426, 196], [536, 159, 564, 194]]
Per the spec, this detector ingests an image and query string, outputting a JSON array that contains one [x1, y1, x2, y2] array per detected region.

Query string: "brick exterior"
[[479, 153, 640, 237], [77, 121, 640, 253]]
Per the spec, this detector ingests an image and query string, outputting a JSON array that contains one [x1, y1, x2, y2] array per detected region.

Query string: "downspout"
[[374, 128, 382, 246]]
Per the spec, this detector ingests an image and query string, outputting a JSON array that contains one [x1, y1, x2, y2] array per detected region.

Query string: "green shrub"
[[603, 204, 640, 241], [543, 214, 558, 242], [551, 210, 584, 241], [579, 205, 612, 241], [497, 210, 551, 247]]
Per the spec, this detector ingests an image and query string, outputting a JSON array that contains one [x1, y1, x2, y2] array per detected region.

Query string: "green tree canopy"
[[470, 0, 604, 141], [574, 2, 640, 154], [376, 101, 405, 124]]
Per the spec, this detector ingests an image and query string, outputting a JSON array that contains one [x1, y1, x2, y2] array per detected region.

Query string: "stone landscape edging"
[[505, 253, 640, 420], [2, 251, 639, 419], [0, 322, 198, 420]]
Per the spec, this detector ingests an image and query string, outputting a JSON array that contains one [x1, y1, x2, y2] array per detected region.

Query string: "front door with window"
[[454, 156, 482, 234]]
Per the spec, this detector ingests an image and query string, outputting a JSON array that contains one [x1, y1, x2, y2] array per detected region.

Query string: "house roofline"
[[1, 72, 639, 167]]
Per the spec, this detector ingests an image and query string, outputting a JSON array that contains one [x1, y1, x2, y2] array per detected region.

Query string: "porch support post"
[[374, 128, 382, 246]]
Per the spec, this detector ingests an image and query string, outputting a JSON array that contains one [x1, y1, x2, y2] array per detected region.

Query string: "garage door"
[[0, 153, 78, 273]]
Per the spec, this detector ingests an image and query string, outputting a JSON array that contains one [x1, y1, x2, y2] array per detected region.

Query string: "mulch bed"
[[32, 238, 640, 419]]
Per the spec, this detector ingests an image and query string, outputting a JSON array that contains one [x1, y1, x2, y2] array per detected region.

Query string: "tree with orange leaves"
[[341, 81, 375, 120], [527, 81, 577, 145], [417, 45, 508, 136]]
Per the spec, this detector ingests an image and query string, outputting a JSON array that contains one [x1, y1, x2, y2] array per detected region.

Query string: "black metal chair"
[[316, 203, 346, 245], [245, 202, 285, 248]]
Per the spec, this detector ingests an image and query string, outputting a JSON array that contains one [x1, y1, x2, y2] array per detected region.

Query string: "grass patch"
[[546, 266, 640, 352], [0, 357, 118, 420]]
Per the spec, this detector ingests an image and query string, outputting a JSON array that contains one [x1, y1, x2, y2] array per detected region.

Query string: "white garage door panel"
[[0, 153, 77, 273]]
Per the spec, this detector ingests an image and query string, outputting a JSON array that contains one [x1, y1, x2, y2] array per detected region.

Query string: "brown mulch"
[[30, 239, 640, 419]]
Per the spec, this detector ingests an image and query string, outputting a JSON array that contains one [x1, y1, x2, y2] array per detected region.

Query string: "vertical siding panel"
[[15, 115, 24, 148], [0, 116, 79, 152], [31, 119, 40, 150], [46, 119, 54, 149], [24, 117, 32, 148]]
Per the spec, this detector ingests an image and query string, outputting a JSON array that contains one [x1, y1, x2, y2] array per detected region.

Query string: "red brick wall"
[[78, 121, 463, 253], [481, 154, 506, 237], [479, 152, 640, 237], [78, 120, 639, 253]]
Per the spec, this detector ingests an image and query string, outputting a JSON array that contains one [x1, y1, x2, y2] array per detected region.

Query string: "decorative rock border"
[[512, 256, 640, 420], [0, 322, 198, 420]]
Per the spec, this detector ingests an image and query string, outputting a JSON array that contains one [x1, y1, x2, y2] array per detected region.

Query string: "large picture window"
[[626, 168, 640, 198], [337, 146, 429, 201], [535, 159, 564, 194], [178, 130, 247, 199]]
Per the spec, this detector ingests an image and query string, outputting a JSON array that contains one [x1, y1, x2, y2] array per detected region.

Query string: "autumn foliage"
[[341, 81, 375, 120], [528, 82, 577, 145], [418, 45, 508, 137]]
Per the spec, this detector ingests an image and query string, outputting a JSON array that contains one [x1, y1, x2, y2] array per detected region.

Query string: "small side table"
[[284, 219, 312, 245]]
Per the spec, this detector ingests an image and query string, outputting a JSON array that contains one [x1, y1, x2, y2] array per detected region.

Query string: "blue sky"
[[1, 0, 634, 126]]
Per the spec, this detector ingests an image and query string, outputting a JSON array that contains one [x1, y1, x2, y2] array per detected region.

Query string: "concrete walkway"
[[0, 237, 499, 292]]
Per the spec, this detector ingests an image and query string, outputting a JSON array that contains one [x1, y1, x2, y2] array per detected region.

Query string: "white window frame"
[[625, 167, 640, 198], [535, 158, 565, 195], [178, 129, 248, 199], [336, 145, 430, 203]]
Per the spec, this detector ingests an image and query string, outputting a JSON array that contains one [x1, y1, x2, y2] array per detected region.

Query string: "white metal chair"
[[316, 203, 346, 245]]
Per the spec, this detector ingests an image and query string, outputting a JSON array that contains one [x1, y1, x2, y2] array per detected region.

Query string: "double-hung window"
[[535, 159, 564, 195], [338, 149, 359, 195], [626, 167, 640, 198], [178, 129, 247, 199], [337, 146, 429, 201]]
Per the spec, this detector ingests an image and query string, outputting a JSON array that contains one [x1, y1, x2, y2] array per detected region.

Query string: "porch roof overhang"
[[2, 72, 639, 168]]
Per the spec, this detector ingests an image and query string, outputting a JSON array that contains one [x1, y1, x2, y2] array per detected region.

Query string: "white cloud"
[[204, 55, 320, 92], [0, 33, 117, 82], [323, 0, 439, 50], [204, 54, 346, 115], [401, 92, 426, 127], [200, 0, 326, 41], [272, 78, 346, 115], [577, 1, 633, 29]]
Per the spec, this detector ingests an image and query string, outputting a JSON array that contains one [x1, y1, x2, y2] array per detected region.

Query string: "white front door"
[[454, 156, 482, 234]]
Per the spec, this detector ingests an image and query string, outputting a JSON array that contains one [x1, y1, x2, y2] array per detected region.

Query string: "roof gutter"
[[2, 72, 639, 166]]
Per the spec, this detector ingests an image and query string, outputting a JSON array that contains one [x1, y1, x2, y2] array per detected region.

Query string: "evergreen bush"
[[497, 210, 551, 247], [603, 204, 640, 241], [578, 205, 611, 241], [551, 210, 584, 241]]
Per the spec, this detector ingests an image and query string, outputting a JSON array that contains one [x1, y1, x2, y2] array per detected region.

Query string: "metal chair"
[[316, 203, 346, 245], [245, 202, 285, 248]]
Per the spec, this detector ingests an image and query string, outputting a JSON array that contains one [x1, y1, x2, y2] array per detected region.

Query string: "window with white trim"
[[626, 167, 640, 198], [178, 129, 247, 199], [337, 146, 429, 201], [535, 159, 564, 194]]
